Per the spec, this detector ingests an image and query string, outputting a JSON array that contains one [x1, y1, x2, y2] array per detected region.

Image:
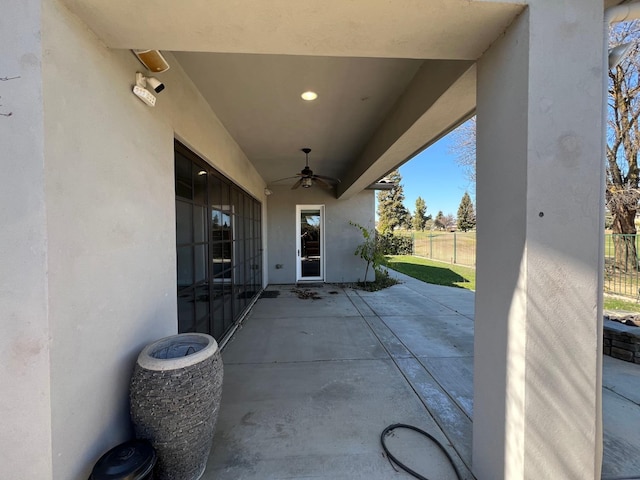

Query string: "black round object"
[[90, 439, 156, 480]]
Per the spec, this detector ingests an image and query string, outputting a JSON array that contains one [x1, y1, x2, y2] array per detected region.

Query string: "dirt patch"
[[291, 288, 322, 300]]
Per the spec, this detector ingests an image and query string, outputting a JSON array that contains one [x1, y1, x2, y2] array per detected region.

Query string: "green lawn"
[[385, 255, 640, 312], [604, 296, 640, 313], [384, 255, 476, 291]]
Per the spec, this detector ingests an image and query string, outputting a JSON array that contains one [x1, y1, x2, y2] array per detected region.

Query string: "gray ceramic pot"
[[130, 333, 223, 480]]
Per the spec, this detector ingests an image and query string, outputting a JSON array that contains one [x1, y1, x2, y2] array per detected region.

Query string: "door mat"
[[259, 291, 280, 299], [237, 290, 258, 299]]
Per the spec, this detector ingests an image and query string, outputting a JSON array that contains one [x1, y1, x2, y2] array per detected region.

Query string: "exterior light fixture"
[[132, 50, 171, 73], [301, 91, 318, 101]]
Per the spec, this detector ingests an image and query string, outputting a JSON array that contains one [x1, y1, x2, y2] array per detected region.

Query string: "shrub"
[[350, 222, 385, 283], [378, 232, 413, 255]]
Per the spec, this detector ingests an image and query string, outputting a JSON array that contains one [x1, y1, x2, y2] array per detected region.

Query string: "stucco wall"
[[475, 2, 604, 479], [39, 1, 268, 478], [0, 2, 53, 479], [474, 9, 529, 480], [267, 187, 374, 284]]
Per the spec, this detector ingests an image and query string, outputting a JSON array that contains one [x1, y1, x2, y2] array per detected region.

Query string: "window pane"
[[177, 288, 195, 333], [235, 214, 244, 244], [210, 175, 222, 208], [195, 283, 209, 319], [219, 181, 229, 208], [211, 242, 224, 277], [176, 201, 193, 245], [175, 153, 193, 199], [194, 244, 207, 284], [223, 241, 232, 266], [221, 213, 232, 241], [194, 283, 209, 334], [223, 292, 234, 331], [194, 205, 206, 243], [193, 164, 208, 204], [211, 209, 222, 236], [244, 215, 251, 243], [229, 187, 237, 215], [177, 246, 193, 288], [212, 298, 224, 339], [234, 282, 244, 318]]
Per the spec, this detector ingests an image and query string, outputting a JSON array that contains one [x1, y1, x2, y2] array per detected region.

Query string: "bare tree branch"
[[449, 116, 476, 185], [606, 21, 640, 270]]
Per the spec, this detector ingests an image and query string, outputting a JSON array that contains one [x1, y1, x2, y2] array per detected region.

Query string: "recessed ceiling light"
[[301, 91, 318, 101]]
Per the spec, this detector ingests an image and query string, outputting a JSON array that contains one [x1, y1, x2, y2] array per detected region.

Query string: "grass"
[[604, 295, 640, 313], [385, 255, 640, 312], [384, 255, 476, 291]]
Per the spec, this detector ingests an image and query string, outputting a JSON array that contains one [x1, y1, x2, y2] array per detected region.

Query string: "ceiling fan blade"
[[271, 175, 300, 184], [314, 177, 333, 189], [314, 174, 341, 183], [291, 179, 303, 190]]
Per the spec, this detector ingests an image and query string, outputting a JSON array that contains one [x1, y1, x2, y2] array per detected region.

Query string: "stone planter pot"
[[130, 333, 223, 480]]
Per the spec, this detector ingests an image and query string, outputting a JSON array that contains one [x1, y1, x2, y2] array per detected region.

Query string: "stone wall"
[[604, 318, 640, 364]]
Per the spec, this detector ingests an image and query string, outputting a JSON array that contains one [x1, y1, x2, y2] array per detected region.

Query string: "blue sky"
[[393, 134, 474, 218]]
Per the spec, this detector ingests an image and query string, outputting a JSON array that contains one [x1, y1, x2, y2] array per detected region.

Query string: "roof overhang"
[[61, 0, 526, 198]]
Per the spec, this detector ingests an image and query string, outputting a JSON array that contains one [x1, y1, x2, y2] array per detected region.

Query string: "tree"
[[457, 192, 476, 232], [377, 169, 410, 233], [443, 214, 456, 231], [607, 21, 640, 270], [350, 222, 385, 284], [450, 116, 476, 185], [412, 196, 429, 231], [434, 211, 446, 230], [448, 23, 640, 271]]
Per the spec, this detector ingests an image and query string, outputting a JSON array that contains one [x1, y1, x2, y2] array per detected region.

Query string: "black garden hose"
[[380, 423, 463, 480], [380, 425, 640, 480]]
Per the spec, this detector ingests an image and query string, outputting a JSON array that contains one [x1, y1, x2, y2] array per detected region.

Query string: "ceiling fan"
[[272, 148, 341, 190]]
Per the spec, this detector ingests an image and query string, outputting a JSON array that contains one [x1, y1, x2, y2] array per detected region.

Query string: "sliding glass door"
[[175, 141, 262, 341]]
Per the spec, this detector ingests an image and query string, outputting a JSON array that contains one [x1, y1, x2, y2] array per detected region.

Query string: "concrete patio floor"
[[204, 271, 640, 480]]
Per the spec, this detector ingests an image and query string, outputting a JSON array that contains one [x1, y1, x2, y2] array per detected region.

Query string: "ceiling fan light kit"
[[270, 148, 341, 190]]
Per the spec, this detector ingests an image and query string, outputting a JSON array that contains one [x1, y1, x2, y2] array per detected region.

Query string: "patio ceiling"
[[61, 0, 530, 198]]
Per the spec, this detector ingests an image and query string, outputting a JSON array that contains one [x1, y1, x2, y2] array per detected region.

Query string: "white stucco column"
[[474, 2, 604, 479], [0, 1, 53, 479]]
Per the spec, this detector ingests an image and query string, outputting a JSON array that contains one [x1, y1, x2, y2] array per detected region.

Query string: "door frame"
[[296, 205, 325, 282]]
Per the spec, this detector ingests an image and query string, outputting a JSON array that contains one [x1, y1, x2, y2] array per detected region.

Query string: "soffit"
[[62, 0, 525, 197], [173, 52, 424, 186], [61, 0, 523, 60]]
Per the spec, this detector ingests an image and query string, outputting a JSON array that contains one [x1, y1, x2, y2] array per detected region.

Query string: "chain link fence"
[[413, 232, 476, 267], [605, 233, 640, 298], [394, 231, 639, 299], [392, 231, 477, 267]]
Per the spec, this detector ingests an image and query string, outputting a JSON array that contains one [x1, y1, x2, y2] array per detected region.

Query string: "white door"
[[296, 205, 324, 281]]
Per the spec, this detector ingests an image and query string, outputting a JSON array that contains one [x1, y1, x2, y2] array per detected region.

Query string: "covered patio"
[[206, 272, 640, 480], [2, 1, 625, 478]]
